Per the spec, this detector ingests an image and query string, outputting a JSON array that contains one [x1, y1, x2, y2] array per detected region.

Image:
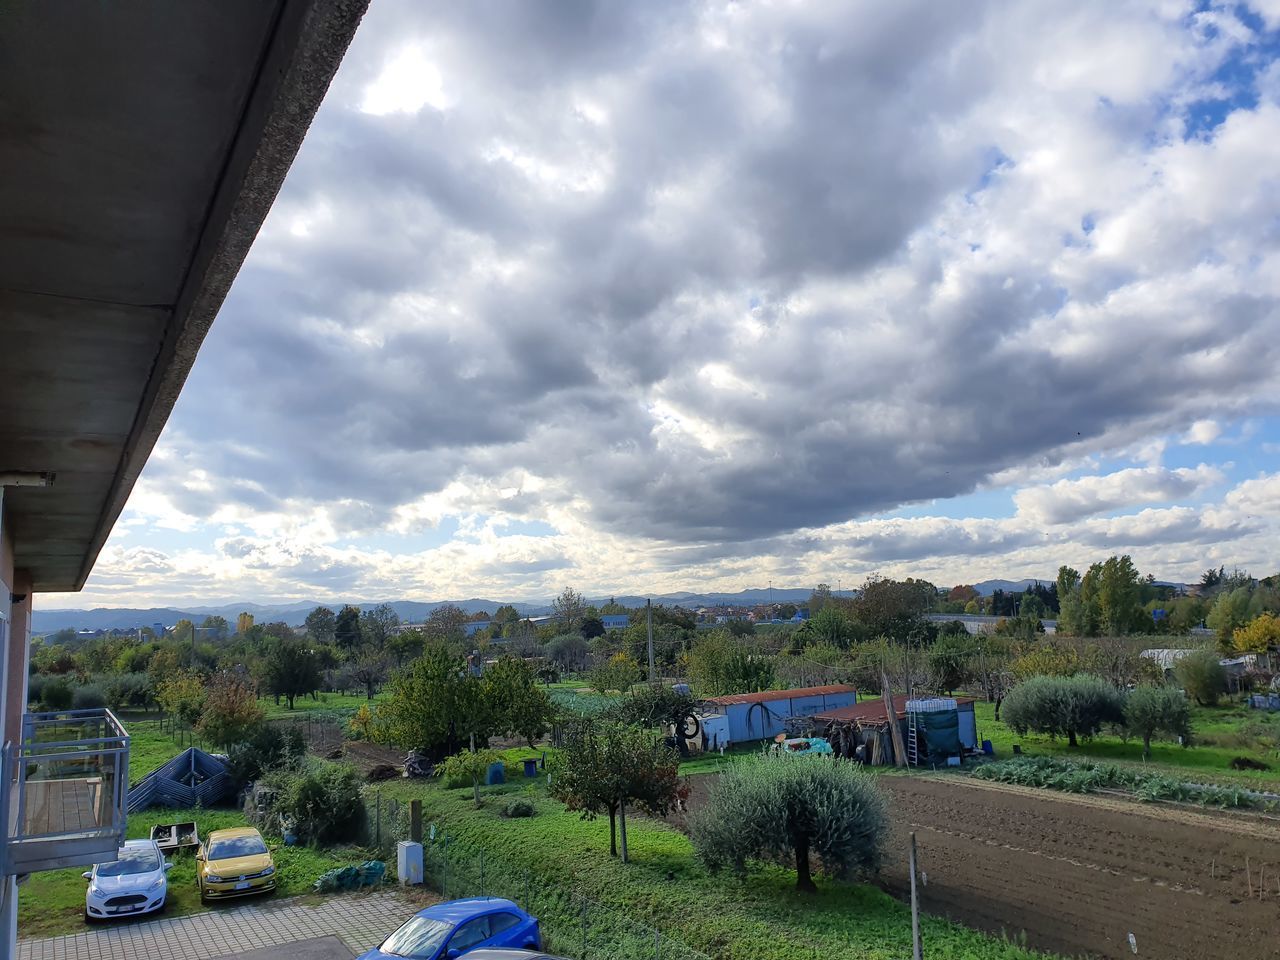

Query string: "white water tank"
[[397, 840, 424, 885]]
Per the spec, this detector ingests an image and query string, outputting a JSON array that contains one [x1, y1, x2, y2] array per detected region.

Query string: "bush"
[[501, 798, 536, 819], [1002, 674, 1124, 747], [1175, 650, 1227, 706], [71, 683, 107, 710], [263, 760, 363, 845], [26, 674, 47, 709], [100, 672, 152, 710], [226, 724, 306, 785], [691, 752, 885, 892], [197, 672, 265, 748], [41, 678, 73, 711]]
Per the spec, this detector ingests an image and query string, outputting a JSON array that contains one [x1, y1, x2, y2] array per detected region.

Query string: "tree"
[[236, 612, 255, 636], [808, 583, 834, 615], [1002, 675, 1125, 747], [686, 631, 774, 696], [196, 672, 265, 748], [552, 587, 587, 634], [808, 607, 855, 648], [360, 603, 400, 650], [1096, 555, 1142, 635], [304, 606, 337, 644], [155, 670, 206, 726], [482, 656, 555, 746], [551, 721, 683, 862], [590, 652, 642, 694], [373, 647, 551, 759], [440, 747, 501, 807], [1208, 588, 1253, 650], [261, 638, 321, 709], [334, 605, 362, 652], [388, 627, 426, 667], [1174, 650, 1226, 706], [690, 752, 885, 893], [350, 650, 391, 700], [1124, 686, 1192, 760], [854, 576, 934, 640], [425, 604, 469, 645], [927, 632, 978, 694], [547, 633, 589, 672], [172, 619, 195, 645], [1233, 612, 1280, 653]]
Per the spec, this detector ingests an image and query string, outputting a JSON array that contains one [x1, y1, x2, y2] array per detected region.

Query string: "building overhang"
[[0, 0, 368, 591]]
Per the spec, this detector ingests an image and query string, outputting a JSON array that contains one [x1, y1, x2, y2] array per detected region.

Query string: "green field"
[[972, 696, 1280, 790], [118, 713, 195, 783], [257, 691, 385, 720], [374, 770, 1046, 960], [17, 806, 363, 939]]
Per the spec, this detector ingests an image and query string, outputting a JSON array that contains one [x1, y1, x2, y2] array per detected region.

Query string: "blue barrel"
[[485, 761, 505, 785], [522, 758, 538, 778], [981, 739, 994, 755]]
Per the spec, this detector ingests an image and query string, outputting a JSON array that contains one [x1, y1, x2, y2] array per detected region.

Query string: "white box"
[[397, 840, 424, 885]]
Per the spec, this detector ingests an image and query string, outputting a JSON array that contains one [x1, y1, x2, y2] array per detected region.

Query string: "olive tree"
[[690, 752, 885, 893], [1002, 675, 1124, 747], [1123, 686, 1192, 760], [1174, 650, 1227, 706]]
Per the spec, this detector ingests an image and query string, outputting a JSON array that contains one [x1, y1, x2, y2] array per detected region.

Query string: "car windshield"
[[208, 836, 267, 860], [97, 846, 160, 877], [378, 916, 453, 959]]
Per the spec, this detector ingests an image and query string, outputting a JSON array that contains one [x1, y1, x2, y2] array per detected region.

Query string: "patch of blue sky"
[[345, 517, 460, 553], [963, 147, 1012, 203], [1180, 5, 1279, 140], [490, 518, 558, 538], [881, 488, 1016, 521]]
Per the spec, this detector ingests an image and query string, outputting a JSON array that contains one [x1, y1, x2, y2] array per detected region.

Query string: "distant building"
[[602, 615, 630, 631], [463, 621, 491, 638]]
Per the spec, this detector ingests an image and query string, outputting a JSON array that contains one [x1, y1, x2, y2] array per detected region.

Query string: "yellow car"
[[196, 827, 277, 902]]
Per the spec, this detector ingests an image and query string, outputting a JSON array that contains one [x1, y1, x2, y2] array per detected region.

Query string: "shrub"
[[1002, 675, 1124, 746], [1175, 650, 1227, 706], [226, 724, 306, 785], [26, 674, 47, 709], [501, 798, 536, 819], [41, 678, 73, 711], [691, 752, 885, 892], [263, 760, 363, 845], [1123, 685, 1192, 759], [197, 672, 265, 748], [589, 652, 642, 695], [71, 683, 107, 710], [100, 672, 152, 710]]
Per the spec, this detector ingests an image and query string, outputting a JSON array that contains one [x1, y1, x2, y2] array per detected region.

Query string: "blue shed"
[[700, 685, 857, 746], [602, 615, 630, 630]]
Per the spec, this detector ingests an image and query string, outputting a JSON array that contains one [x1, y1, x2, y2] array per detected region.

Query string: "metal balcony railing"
[[1, 708, 130, 875]]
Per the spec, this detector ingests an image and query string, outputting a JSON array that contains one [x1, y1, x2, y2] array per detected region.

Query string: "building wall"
[[723, 690, 858, 744]]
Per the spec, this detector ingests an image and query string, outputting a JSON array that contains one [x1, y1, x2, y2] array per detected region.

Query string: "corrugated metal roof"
[[702, 684, 855, 706], [813, 695, 975, 724]]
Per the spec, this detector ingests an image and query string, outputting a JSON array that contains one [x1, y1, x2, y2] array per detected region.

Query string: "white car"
[[83, 839, 172, 921]]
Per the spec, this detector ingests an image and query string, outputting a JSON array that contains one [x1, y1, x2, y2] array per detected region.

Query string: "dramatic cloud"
[[47, 1, 1280, 607]]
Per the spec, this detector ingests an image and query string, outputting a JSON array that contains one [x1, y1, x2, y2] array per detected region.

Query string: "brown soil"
[[881, 776, 1280, 959], [673, 773, 1280, 959]]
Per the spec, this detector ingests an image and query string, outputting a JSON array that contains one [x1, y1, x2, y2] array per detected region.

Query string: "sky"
[[47, 0, 1280, 609]]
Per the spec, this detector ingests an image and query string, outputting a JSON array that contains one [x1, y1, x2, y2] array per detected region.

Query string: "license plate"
[[109, 906, 135, 914], [234, 881, 251, 890]]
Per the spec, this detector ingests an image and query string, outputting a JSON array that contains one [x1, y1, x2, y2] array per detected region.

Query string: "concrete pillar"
[[4, 573, 31, 744]]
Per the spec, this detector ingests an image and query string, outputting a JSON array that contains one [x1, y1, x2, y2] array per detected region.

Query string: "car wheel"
[[83, 910, 96, 925]]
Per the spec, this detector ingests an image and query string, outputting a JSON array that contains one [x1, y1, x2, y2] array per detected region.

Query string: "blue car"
[[359, 898, 542, 960]]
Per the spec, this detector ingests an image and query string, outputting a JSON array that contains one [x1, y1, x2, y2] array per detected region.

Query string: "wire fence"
[[358, 792, 714, 960]]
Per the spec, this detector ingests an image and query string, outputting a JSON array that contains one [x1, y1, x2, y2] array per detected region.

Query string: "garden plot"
[[880, 776, 1280, 960]]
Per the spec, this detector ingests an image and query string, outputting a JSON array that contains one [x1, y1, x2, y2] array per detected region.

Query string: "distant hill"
[[970, 578, 1051, 596]]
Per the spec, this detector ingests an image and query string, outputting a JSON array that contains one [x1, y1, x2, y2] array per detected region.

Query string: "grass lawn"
[[257, 691, 385, 721], [17, 806, 366, 940], [972, 696, 1280, 791], [118, 713, 193, 784], [376, 774, 1046, 960]]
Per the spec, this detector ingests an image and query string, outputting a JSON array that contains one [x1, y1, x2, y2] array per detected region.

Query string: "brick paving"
[[17, 890, 423, 960]]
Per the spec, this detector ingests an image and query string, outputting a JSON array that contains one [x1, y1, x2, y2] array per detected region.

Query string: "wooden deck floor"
[[22, 777, 105, 836]]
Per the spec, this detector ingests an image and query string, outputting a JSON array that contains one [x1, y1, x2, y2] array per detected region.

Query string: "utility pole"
[[646, 598, 655, 683]]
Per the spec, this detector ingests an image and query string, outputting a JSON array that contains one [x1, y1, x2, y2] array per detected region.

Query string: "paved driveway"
[[18, 890, 421, 960]]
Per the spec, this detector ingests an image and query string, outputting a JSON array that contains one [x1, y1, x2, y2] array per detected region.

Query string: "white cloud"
[[1182, 419, 1223, 444], [1013, 464, 1226, 525]]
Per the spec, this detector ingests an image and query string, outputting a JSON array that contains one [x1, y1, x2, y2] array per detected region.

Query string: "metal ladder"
[[906, 707, 920, 767]]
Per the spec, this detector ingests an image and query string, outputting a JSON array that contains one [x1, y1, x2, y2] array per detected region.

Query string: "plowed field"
[[880, 776, 1280, 959]]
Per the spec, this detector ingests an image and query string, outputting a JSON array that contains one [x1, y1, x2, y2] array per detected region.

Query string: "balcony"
[[2, 709, 130, 875]]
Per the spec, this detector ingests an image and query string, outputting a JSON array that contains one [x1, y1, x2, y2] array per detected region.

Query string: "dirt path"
[[880, 776, 1280, 959]]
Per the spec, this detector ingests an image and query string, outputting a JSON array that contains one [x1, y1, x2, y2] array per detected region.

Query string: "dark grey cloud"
[[144, 0, 1280, 563]]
